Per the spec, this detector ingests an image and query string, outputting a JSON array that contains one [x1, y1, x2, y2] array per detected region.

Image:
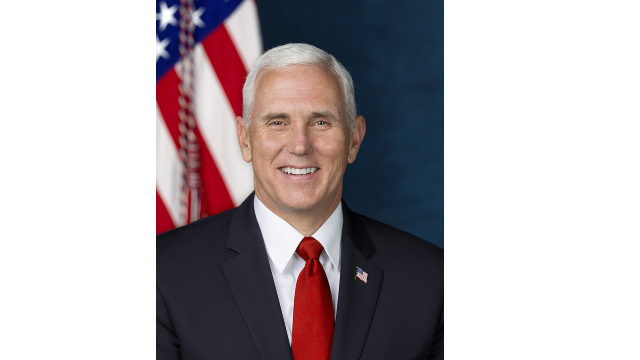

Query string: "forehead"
[[253, 65, 342, 106]]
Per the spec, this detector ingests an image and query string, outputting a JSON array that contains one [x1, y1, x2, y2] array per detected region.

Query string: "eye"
[[269, 120, 285, 126], [315, 120, 327, 126]]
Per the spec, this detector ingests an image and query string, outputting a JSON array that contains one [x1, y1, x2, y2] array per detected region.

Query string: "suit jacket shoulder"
[[354, 212, 443, 276], [157, 207, 236, 266]]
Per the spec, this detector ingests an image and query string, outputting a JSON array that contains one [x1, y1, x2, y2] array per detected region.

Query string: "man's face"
[[237, 65, 365, 217]]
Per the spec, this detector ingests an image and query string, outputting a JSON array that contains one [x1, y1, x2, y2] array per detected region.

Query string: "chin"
[[279, 189, 327, 210], [280, 196, 320, 212]]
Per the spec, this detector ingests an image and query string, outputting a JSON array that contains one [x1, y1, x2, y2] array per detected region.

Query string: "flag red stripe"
[[156, 67, 236, 219], [156, 190, 175, 235], [156, 68, 184, 146], [201, 25, 247, 117]]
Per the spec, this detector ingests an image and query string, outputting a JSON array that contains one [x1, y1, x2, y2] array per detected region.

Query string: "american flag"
[[356, 267, 368, 283], [156, 0, 261, 234]]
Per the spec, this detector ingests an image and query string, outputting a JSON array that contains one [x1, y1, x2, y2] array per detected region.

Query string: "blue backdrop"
[[256, 0, 443, 249]]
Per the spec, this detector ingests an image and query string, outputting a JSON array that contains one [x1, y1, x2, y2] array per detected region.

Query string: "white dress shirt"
[[253, 196, 342, 345]]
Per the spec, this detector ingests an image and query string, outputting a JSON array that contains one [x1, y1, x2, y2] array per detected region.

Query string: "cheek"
[[326, 133, 351, 157], [250, 130, 281, 157], [316, 138, 351, 170]]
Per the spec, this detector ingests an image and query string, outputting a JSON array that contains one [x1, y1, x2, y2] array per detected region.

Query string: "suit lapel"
[[222, 195, 293, 360], [330, 202, 383, 360]]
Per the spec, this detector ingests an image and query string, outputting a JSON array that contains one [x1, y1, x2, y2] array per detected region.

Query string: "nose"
[[288, 123, 312, 155]]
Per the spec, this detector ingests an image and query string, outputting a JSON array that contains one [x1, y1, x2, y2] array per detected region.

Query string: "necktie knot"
[[296, 237, 323, 262]]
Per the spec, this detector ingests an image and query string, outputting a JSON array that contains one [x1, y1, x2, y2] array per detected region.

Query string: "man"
[[157, 43, 443, 360]]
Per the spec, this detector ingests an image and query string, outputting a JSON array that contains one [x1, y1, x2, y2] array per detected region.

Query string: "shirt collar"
[[254, 196, 342, 273]]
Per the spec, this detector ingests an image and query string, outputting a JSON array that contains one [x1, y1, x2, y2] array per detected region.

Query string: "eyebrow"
[[310, 111, 339, 121], [261, 112, 289, 123]]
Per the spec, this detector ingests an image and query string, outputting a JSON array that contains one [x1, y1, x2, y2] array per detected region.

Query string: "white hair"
[[242, 43, 357, 130]]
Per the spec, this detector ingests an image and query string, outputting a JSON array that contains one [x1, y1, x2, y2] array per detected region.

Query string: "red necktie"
[[291, 237, 334, 360]]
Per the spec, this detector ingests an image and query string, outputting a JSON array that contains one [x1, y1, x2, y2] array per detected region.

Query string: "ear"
[[236, 116, 252, 163], [347, 115, 366, 164]]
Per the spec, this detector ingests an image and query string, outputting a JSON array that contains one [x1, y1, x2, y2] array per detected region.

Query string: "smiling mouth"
[[280, 167, 318, 175]]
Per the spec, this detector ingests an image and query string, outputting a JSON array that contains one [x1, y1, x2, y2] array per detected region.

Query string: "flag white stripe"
[[156, 105, 183, 225], [225, 0, 263, 71], [194, 44, 255, 206]]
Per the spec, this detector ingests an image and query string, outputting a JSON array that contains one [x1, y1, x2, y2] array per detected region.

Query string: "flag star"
[[156, 35, 171, 62], [156, 1, 178, 32], [192, 7, 206, 28]]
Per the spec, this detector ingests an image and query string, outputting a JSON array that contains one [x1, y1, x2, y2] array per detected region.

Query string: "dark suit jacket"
[[157, 194, 443, 360]]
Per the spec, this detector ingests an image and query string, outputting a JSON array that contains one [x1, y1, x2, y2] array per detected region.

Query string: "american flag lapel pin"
[[355, 267, 368, 283]]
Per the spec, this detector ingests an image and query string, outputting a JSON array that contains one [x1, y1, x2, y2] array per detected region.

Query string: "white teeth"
[[281, 167, 318, 175]]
